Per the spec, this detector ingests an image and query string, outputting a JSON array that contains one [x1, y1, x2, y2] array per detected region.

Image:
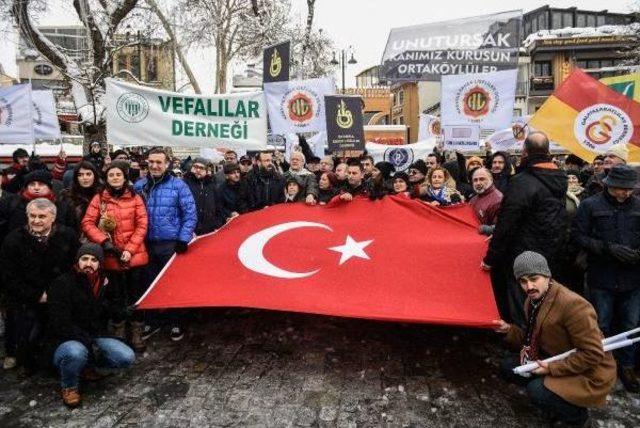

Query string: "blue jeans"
[[589, 287, 640, 368], [52, 339, 135, 388], [500, 357, 588, 425]]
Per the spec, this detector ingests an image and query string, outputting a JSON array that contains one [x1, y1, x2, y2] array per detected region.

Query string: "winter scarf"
[[520, 283, 552, 364]]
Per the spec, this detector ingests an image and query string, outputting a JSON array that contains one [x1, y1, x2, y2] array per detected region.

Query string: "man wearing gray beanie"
[[493, 251, 616, 427]]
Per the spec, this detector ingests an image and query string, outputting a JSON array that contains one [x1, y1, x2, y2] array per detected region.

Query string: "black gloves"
[[175, 241, 189, 254], [102, 240, 122, 258], [608, 244, 640, 264]]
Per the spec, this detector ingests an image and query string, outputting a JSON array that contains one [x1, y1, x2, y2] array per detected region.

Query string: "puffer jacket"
[[134, 173, 197, 243], [82, 189, 149, 271], [572, 191, 640, 292], [484, 155, 568, 268]]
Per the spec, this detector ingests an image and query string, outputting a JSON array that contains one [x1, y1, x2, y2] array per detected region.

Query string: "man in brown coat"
[[494, 251, 616, 427]]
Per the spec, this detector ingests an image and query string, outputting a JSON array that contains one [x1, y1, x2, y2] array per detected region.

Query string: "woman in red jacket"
[[81, 161, 148, 351]]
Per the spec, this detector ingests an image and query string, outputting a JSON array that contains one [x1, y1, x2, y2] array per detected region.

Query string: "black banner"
[[380, 10, 522, 82], [325, 96, 365, 152], [263, 41, 290, 83]]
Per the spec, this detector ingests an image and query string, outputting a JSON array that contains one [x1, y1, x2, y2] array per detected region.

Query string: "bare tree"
[[299, 0, 316, 71], [145, 0, 201, 93], [11, 0, 145, 140]]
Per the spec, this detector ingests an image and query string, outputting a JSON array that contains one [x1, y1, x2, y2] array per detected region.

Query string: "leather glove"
[[608, 244, 640, 264], [102, 240, 122, 258], [175, 241, 189, 254]]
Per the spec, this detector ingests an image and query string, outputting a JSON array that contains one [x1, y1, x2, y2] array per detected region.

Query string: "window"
[[117, 54, 127, 73], [537, 13, 547, 31], [525, 20, 532, 36], [587, 60, 600, 70], [147, 56, 158, 81], [577, 13, 586, 27], [596, 15, 605, 27], [586, 15, 596, 27], [534, 61, 551, 77], [398, 90, 404, 106], [398, 116, 404, 125], [576, 60, 587, 69], [562, 12, 573, 27], [552, 12, 563, 29], [600, 59, 613, 68], [131, 54, 141, 79]]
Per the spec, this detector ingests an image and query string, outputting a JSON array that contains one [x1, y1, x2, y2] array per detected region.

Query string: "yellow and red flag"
[[530, 69, 640, 162]]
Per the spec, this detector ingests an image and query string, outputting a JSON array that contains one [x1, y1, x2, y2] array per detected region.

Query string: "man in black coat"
[[184, 158, 225, 235], [218, 163, 249, 220], [47, 243, 135, 408], [482, 132, 568, 328], [0, 198, 78, 371], [0, 170, 76, 245], [572, 165, 640, 393], [247, 151, 285, 210]]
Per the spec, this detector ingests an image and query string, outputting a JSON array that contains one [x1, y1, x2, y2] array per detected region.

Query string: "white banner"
[[0, 84, 35, 144], [441, 69, 517, 134], [365, 139, 437, 172], [443, 124, 481, 152], [418, 114, 442, 141], [106, 79, 268, 149], [264, 77, 335, 134], [485, 116, 530, 152], [32, 90, 61, 140]]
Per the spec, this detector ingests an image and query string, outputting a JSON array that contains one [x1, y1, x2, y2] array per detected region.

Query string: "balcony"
[[529, 76, 554, 95]]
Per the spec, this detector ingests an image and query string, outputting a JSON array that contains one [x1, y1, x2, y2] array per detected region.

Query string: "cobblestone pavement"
[[1, 309, 639, 427]]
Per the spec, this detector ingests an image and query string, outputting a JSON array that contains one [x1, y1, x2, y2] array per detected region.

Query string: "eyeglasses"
[[408, 169, 419, 175]]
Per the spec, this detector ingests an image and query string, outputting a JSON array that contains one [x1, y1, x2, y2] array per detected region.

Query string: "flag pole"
[[513, 328, 640, 376]]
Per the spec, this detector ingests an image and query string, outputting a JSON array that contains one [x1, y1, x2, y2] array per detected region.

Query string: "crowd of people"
[[0, 132, 638, 424]]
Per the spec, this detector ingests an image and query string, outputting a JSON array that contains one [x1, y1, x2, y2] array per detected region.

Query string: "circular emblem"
[[429, 118, 441, 136], [116, 92, 149, 123], [281, 89, 320, 127], [34, 64, 53, 76], [455, 79, 499, 122], [512, 123, 527, 142], [574, 103, 632, 152], [384, 147, 414, 172]]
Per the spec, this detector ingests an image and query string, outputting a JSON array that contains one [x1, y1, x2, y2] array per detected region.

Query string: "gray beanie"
[[77, 243, 104, 264], [192, 157, 210, 167], [513, 251, 551, 279]]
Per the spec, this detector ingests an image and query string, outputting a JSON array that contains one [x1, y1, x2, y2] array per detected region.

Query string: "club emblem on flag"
[[116, 92, 149, 123], [281, 88, 322, 126], [455, 79, 499, 121], [574, 104, 632, 151], [269, 49, 282, 78], [429, 118, 441, 136], [0, 98, 13, 126], [384, 147, 413, 171], [336, 100, 354, 129]]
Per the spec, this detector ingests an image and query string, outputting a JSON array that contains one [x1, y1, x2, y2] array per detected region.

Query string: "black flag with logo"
[[325, 95, 365, 152], [263, 41, 290, 83]]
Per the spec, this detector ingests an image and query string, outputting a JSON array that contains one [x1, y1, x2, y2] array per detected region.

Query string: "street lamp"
[[330, 47, 357, 93]]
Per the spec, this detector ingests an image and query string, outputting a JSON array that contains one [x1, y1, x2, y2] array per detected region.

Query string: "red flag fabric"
[[137, 196, 498, 328]]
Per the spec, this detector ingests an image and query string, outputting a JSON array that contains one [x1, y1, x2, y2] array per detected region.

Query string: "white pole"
[[513, 330, 640, 376]]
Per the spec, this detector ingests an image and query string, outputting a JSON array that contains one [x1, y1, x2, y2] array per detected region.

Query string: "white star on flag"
[[328, 236, 373, 265]]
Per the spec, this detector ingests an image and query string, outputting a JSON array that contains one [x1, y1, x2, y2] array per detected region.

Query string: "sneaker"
[[169, 326, 184, 342], [141, 324, 161, 341], [620, 367, 640, 393], [61, 387, 81, 408], [3, 356, 16, 370]]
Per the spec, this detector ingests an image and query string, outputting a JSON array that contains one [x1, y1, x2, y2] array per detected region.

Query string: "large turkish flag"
[[137, 196, 498, 328]]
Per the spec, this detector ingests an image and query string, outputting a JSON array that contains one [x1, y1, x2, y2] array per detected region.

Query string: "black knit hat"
[[12, 148, 29, 163], [602, 165, 638, 189], [23, 170, 53, 189], [393, 171, 410, 186], [375, 161, 396, 180], [76, 243, 104, 264], [410, 159, 428, 176], [224, 163, 241, 174]]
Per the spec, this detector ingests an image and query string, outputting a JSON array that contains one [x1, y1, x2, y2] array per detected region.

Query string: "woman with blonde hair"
[[420, 166, 464, 206]]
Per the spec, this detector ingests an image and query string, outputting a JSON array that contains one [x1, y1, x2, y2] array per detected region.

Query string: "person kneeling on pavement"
[[47, 243, 135, 408], [494, 251, 616, 427]]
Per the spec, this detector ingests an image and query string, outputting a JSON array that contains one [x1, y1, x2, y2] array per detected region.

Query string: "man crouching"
[[46, 243, 135, 408], [494, 251, 616, 427]]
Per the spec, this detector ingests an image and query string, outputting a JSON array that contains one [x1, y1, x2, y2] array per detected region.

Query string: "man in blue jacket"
[[573, 164, 640, 393], [134, 147, 197, 342]]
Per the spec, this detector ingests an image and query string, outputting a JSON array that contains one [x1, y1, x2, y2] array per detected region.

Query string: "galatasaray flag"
[[137, 196, 498, 328], [529, 69, 640, 162]]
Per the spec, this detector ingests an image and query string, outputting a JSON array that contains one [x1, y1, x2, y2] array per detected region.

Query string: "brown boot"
[[130, 321, 146, 352], [81, 367, 107, 382], [110, 321, 126, 340], [61, 387, 81, 408]]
